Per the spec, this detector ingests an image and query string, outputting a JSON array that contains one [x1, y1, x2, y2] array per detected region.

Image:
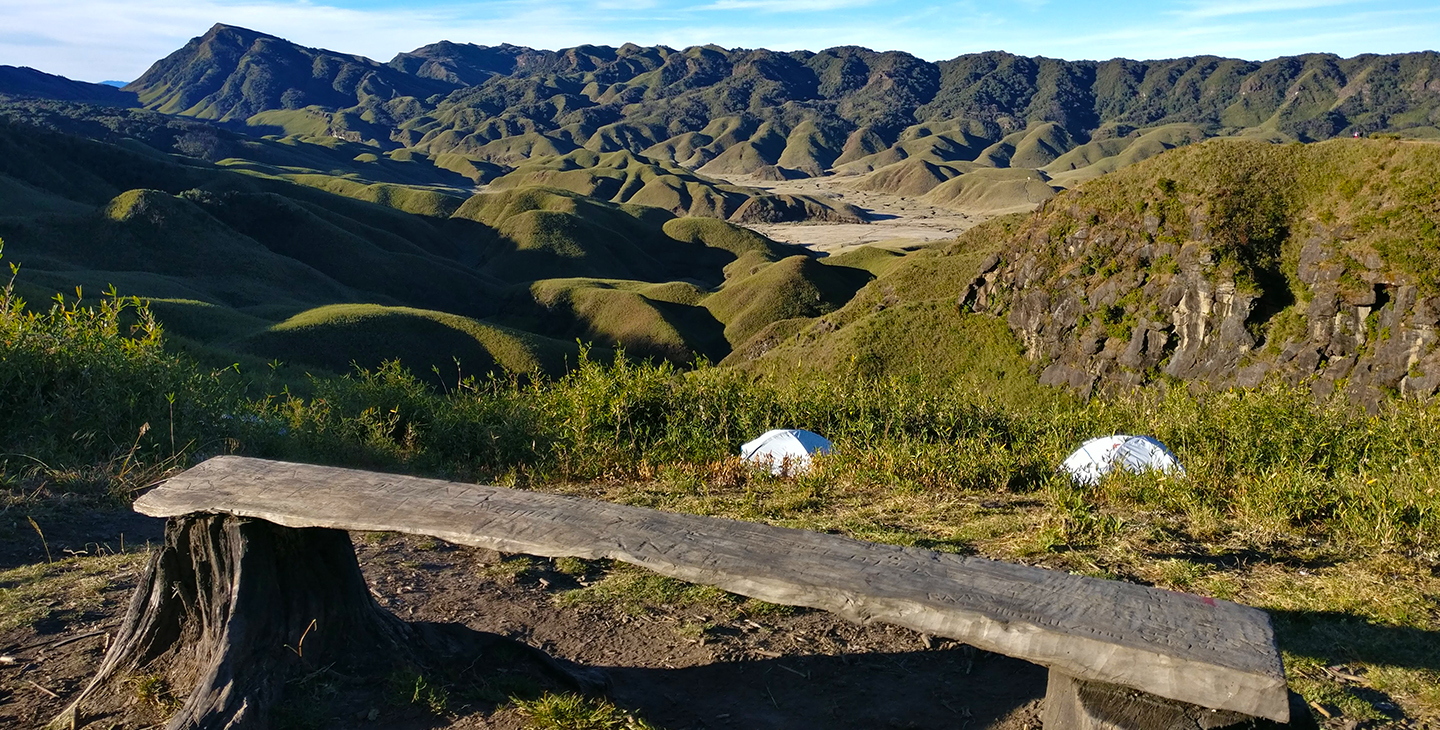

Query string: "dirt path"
[[715, 174, 983, 255], [2, 529, 1046, 730]]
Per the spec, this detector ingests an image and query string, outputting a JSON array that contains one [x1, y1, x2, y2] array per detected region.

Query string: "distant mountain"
[[389, 41, 533, 86], [0, 65, 136, 106], [99, 80, 128, 88], [90, 25, 1436, 215], [123, 27, 1440, 163], [125, 24, 456, 123]]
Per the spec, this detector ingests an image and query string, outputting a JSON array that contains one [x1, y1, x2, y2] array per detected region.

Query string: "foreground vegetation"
[[2, 268, 1438, 726]]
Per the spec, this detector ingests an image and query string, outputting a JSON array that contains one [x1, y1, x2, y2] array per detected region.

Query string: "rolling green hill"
[[38, 25, 1425, 221], [236, 303, 579, 378], [0, 114, 847, 378]]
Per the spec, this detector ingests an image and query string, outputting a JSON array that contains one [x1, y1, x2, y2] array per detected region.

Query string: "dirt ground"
[[1, 511, 1046, 729], [715, 173, 982, 254]]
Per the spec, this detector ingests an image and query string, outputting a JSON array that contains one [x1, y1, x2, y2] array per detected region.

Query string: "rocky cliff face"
[[960, 138, 1440, 408]]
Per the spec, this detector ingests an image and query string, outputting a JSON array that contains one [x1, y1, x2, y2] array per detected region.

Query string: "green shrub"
[[0, 247, 244, 471]]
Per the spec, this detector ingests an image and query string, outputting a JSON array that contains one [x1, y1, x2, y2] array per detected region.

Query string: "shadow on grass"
[[0, 507, 162, 572], [1149, 549, 1342, 572], [1273, 609, 1440, 672]]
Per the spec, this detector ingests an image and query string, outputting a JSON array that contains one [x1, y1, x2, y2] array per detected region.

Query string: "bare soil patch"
[[2, 527, 1046, 729]]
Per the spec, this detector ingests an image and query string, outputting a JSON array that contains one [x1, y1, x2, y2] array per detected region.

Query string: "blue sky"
[[1, 0, 1436, 83]]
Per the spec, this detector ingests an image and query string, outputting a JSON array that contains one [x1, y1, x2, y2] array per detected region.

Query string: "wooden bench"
[[57, 456, 1297, 729]]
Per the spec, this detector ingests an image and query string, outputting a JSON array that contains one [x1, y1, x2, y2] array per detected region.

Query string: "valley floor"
[[713, 173, 983, 254]]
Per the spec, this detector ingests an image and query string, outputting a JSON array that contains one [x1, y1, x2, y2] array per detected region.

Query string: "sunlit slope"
[[705, 256, 874, 348], [526, 279, 725, 363], [487, 149, 753, 218], [727, 216, 1043, 398], [237, 304, 578, 378], [452, 185, 804, 285]]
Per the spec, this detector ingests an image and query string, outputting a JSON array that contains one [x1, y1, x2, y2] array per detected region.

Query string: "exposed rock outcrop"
[[960, 139, 1440, 408]]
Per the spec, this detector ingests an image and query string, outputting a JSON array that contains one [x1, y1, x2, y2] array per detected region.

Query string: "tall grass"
[[3, 271, 1437, 550], [240, 349, 1439, 549], [0, 252, 244, 475]]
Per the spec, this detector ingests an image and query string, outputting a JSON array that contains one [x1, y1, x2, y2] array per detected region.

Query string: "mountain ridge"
[[0, 65, 137, 107], [6, 25, 1438, 214], [117, 25, 1440, 166]]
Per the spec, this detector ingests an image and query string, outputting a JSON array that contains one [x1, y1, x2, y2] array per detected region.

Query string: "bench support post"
[[51, 514, 603, 730], [1042, 668, 1310, 730]]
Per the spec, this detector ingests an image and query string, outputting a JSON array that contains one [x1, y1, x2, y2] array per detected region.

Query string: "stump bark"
[[52, 514, 604, 730]]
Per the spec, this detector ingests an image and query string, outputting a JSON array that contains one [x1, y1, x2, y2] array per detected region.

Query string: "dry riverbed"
[[715, 173, 983, 255]]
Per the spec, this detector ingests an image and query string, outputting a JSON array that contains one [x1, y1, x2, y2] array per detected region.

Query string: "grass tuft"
[[513, 692, 661, 730]]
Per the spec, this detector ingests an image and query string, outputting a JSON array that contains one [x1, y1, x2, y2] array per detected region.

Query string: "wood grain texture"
[[135, 456, 1289, 722]]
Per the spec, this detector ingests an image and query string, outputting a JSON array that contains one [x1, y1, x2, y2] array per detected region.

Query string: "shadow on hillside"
[[862, 210, 900, 222], [1272, 609, 1440, 672], [600, 646, 1045, 730]]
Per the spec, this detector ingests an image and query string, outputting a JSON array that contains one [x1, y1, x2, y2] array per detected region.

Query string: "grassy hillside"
[[705, 256, 873, 347], [454, 186, 741, 284], [943, 137, 1440, 407], [921, 168, 1058, 214], [0, 113, 859, 380], [488, 149, 754, 218], [1067, 137, 1440, 290], [237, 303, 578, 379], [527, 279, 723, 363], [728, 215, 1048, 400]]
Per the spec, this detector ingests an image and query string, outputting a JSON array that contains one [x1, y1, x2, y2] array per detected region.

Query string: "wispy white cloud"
[[0, 31, 65, 47], [1174, 0, 1365, 20], [1013, 4, 1439, 60], [698, 0, 878, 12]]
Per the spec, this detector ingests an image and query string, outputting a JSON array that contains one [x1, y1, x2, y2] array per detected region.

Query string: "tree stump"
[[52, 514, 604, 730]]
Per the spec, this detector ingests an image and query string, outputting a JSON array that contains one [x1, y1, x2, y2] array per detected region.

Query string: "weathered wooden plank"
[[135, 456, 1289, 722]]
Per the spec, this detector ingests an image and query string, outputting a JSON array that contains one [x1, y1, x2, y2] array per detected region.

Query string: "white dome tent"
[[1061, 435, 1185, 485], [740, 429, 833, 475]]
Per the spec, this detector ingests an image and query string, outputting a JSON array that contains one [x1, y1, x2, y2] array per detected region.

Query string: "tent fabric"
[[740, 429, 833, 475], [1060, 434, 1184, 485]]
